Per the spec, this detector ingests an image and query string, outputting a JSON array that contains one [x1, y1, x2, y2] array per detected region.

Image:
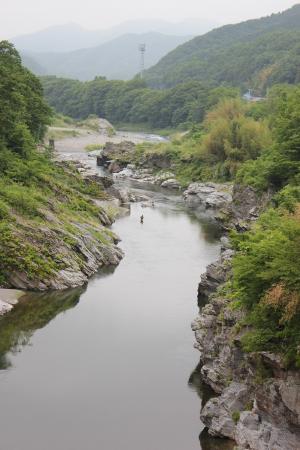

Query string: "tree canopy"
[[0, 41, 51, 157]]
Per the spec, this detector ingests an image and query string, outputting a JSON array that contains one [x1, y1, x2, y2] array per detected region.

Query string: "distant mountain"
[[144, 4, 300, 90], [21, 53, 47, 76], [12, 18, 219, 53], [13, 23, 101, 53], [21, 32, 192, 81]]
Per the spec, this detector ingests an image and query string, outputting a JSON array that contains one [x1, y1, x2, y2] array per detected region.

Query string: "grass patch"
[[0, 149, 112, 285]]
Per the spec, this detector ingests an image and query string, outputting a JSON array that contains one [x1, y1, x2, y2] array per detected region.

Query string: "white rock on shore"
[[0, 289, 25, 316], [183, 182, 233, 209]]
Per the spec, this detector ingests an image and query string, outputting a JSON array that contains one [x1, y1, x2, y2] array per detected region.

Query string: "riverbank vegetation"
[[0, 41, 119, 288]]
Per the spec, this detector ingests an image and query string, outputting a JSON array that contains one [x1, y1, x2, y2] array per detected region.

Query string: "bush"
[[231, 207, 300, 366]]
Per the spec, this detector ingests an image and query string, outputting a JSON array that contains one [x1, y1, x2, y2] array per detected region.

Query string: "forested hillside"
[[41, 75, 238, 128], [145, 4, 300, 90]]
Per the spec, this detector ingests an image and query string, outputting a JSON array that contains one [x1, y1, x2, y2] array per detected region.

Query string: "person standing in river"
[[140, 214, 144, 224]]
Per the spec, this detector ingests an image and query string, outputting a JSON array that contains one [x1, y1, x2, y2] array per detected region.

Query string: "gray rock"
[[108, 160, 122, 173], [235, 411, 300, 450], [160, 178, 181, 189], [184, 183, 233, 210], [0, 300, 13, 315], [193, 248, 300, 449], [201, 383, 249, 440]]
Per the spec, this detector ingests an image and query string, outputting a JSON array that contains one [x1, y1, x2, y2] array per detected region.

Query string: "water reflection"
[[189, 364, 216, 407], [0, 287, 85, 370], [199, 429, 235, 450], [189, 365, 236, 450]]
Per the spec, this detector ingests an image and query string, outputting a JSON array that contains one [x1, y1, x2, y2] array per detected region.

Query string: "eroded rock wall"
[[192, 250, 300, 449]]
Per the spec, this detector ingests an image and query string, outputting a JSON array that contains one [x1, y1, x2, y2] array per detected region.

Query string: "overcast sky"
[[1, 0, 298, 38]]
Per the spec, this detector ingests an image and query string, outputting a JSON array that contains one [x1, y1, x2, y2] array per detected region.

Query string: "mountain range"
[[12, 18, 218, 80], [20, 32, 192, 80], [12, 18, 219, 53]]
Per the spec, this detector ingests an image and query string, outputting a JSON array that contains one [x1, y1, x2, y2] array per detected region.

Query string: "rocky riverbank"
[[191, 187, 300, 449], [183, 182, 273, 231], [192, 248, 300, 449], [0, 159, 125, 308], [95, 141, 183, 190]]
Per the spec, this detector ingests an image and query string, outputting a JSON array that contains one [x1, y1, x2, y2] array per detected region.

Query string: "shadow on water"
[[189, 363, 217, 407], [0, 287, 85, 371], [189, 364, 236, 450], [199, 429, 236, 450]]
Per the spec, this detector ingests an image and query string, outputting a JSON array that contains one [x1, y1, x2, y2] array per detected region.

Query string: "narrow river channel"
[[0, 181, 232, 450]]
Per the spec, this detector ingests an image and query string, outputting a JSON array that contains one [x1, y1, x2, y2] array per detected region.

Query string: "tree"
[[0, 41, 51, 157]]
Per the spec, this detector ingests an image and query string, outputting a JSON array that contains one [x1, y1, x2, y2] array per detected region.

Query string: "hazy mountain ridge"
[[21, 32, 192, 80], [144, 4, 300, 89], [12, 18, 219, 53]]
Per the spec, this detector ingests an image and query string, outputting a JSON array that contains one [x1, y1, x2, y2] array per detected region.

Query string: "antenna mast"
[[138, 43, 146, 78]]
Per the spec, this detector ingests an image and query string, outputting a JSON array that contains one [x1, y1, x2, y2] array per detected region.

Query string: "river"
[[0, 133, 234, 450]]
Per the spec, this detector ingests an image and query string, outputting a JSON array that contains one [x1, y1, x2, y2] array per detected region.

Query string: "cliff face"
[[183, 182, 273, 231], [190, 184, 300, 449], [192, 251, 300, 449]]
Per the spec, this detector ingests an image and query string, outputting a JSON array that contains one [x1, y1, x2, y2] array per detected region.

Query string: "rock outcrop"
[[1, 160, 124, 296], [6, 217, 123, 292], [192, 249, 300, 449], [184, 182, 233, 211], [183, 182, 274, 231], [121, 167, 182, 189], [95, 142, 182, 189], [96, 141, 135, 169]]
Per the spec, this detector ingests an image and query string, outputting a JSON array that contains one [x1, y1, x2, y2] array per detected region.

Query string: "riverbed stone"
[[160, 178, 181, 189]]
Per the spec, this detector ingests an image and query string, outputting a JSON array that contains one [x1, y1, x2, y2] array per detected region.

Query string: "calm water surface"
[[0, 186, 232, 450]]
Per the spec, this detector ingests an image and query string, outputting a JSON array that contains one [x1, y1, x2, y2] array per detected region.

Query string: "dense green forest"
[[41, 75, 238, 128], [145, 5, 300, 90]]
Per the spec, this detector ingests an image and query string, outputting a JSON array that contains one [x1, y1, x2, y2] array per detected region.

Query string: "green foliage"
[[130, 97, 271, 184], [0, 223, 57, 285], [231, 208, 300, 366], [200, 99, 272, 179], [237, 85, 300, 190], [0, 200, 10, 220], [41, 76, 238, 129], [0, 41, 51, 156], [85, 143, 104, 151], [232, 411, 240, 424]]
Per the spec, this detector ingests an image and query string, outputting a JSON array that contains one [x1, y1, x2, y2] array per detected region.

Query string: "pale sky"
[[1, 0, 298, 39]]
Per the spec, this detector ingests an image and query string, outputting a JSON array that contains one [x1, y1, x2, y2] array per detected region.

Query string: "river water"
[[0, 180, 234, 449]]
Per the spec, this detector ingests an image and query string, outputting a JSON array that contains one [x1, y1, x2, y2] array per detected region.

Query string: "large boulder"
[[161, 178, 181, 189], [184, 183, 233, 210]]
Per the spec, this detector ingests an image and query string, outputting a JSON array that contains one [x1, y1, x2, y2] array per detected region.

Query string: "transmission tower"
[[138, 44, 146, 78]]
